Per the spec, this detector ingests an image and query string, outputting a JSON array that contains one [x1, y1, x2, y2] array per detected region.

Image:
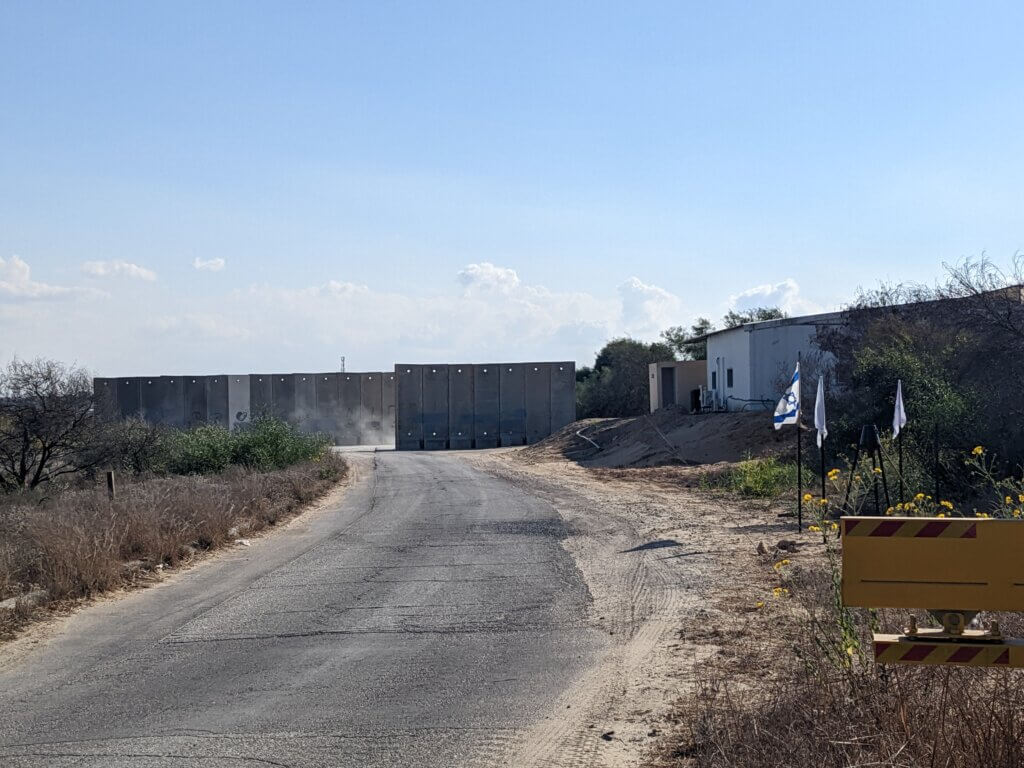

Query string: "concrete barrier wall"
[[448, 365, 474, 450], [396, 361, 574, 451], [525, 363, 551, 444], [422, 365, 449, 450], [294, 374, 316, 432], [184, 376, 208, 427], [396, 365, 423, 450], [143, 376, 184, 427], [338, 374, 361, 446], [271, 374, 295, 423], [360, 373, 384, 444], [550, 362, 576, 431], [98, 362, 587, 450], [228, 375, 250, 429], [117, 378, 141, 420], [93, 378, 118, 419], [499, 363, 526, 446], [314, 373, 340, 441], [250, 375, 272, 419], [95, 370, 394, 446], [473, 364, 499, 449], [382, 373, 397, 441], [206, 376, 229, 427]]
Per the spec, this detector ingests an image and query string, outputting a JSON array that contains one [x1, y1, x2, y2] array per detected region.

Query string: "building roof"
[[690, 309, 847, 343], [692, 285, 1024, 343]]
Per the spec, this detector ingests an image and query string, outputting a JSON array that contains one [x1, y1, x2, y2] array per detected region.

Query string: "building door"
[[660, 367, 676, 407]]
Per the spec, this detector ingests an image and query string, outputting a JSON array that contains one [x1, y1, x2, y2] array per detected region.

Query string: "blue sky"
[[2, 2, 1023, 374]]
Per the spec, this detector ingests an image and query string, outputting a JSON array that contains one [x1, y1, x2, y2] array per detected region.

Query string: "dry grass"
[[655, 547, 1024, 768], [0, 455, 347, 639]]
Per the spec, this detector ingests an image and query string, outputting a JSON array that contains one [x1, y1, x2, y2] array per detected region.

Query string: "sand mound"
[[519, 407, 793, 469]]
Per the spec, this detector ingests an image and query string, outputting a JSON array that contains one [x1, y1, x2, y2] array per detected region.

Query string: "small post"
[[796, 351, 802, 533], [796, 414, 803, 532], [106, 469, 116, 500]]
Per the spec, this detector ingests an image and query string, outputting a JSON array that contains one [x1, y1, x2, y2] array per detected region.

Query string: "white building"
[[703, 311, 844, 411]]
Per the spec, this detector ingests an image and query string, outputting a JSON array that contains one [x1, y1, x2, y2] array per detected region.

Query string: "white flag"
[[893, 379, 908, 437], [814, 375, 827, 448], [773, 362, 800, 430]]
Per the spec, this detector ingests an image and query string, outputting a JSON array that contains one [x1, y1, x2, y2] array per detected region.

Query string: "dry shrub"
[[661, 553, 1024, 768], [0, 455, 347, 636]]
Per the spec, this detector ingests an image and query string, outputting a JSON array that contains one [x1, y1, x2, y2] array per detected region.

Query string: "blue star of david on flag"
[[773, 362, 800, 430]]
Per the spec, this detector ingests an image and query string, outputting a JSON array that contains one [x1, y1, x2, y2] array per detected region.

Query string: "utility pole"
[[340, 356, 346, 373]]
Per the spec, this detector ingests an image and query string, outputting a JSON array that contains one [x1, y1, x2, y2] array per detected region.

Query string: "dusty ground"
[[462, 445, 827, 767], [531, 410, 794, 469]]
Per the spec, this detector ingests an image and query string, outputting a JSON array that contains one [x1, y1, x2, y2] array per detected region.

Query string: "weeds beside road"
[[0, 454, 347, 640]]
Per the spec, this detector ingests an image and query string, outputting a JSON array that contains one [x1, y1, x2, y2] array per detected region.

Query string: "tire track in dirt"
[[461, 452, 706, 768]]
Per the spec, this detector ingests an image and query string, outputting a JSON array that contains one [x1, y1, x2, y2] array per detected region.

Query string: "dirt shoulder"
[[460, 448, 825, 767], [0, 456, 357, 656]]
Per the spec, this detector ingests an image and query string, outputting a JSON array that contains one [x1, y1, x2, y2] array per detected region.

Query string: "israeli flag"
[[773, 362, 800, 430]]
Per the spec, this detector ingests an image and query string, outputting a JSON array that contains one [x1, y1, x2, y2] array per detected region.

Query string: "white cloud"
[[0, 261, 683, 373], [82, 260, 157, 281], [618, 276, 681, 336], [0, 255, 83, 300], [193, 257, 226, 272], [457, 262, 520, 294], [729, 278, 823, 316]]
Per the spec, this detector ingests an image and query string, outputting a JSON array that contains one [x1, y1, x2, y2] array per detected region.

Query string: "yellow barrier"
[[841, 516, 1024, 612]]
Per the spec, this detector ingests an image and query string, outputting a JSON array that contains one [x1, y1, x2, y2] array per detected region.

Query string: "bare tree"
[[0, 359, 108, 491]]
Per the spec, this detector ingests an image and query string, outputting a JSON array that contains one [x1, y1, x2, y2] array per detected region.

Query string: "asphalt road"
[[0, 452, 607, 767]]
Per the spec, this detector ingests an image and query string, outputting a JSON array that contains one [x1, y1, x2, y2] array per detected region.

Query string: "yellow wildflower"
[[972, 445, 984, 456], [755, 600, 765, 609], [819, 498, 828, 506], [808, 525, 821, 532], [873, 467, 882, 475], [830, 522, 839, 531], [1006, 496, 1014, 505], [915, 492, 926, 501], [1018, 494, 1024, 504], [940, 500, 953, 509], [803, 493, 813, 502], [1015, 509, 1022, 519], [772, 587, 789, 598], [937, 513, 946, 518], [827, 468, 841, 479]]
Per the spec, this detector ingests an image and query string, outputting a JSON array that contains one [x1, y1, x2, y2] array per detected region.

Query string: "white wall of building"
[[705, 327, 751, 409], [748, 323, 817, 406], [705, 318, 834, 411]]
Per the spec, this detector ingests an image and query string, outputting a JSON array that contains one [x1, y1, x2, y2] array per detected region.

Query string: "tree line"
[[576, 306, 785, 418]]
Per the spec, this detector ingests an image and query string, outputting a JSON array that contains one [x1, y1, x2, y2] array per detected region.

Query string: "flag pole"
[[796, 352, 802, 532], [820, 435, 826, 505], [898, 430, 904, 505]]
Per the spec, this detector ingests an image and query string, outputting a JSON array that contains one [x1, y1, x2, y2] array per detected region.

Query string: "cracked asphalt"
[[0, 451, 608, 767]]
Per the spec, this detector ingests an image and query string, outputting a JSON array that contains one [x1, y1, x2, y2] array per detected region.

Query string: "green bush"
[[228, 418, 331, 471], [165, 425, 235, 475], [709, 457, 799, 498], [159, 417, 331, 476]]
